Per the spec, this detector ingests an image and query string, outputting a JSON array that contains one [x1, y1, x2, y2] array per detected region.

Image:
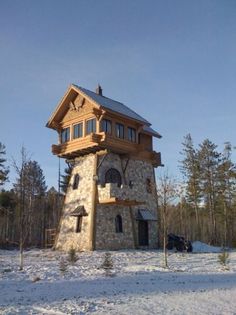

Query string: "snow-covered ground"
[[0, 245, 236, 315]]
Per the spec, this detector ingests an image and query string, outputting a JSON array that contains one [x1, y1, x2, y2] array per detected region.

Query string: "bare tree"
[[157, 171, 176, 268], [13, 147, 30, 270]]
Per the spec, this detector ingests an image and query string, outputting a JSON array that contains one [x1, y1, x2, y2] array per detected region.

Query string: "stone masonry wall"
[[56, 154, 95, 251], [56, 152, 159, 251], [97, 153, 158, 249]]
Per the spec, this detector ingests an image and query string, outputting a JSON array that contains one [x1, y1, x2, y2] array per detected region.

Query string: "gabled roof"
[[47, 84, 162, 138], [73, 85, 150, 125]]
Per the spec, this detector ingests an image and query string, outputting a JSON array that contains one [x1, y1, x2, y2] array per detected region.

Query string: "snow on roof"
[[74, 85, 150, 125]]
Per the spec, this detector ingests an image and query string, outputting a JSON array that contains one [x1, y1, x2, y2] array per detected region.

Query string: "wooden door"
[[138, 221, 149, 246]]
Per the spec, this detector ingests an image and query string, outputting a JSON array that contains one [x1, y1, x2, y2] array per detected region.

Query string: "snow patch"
[[192, 241, 221, 253]]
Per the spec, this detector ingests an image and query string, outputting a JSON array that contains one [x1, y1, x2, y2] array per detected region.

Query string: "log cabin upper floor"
[[46, 84, 162, 168]]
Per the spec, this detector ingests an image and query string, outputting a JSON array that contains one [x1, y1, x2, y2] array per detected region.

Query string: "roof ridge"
[[72, 84, 150, 125]]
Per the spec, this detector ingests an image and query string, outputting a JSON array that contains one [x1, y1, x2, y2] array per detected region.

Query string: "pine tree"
[[60, 165, 72, 193], [217, 142, 236, 246], [0, 142, 9, 186], [198, 139, 221, 245], [180, 134, 201, 239]]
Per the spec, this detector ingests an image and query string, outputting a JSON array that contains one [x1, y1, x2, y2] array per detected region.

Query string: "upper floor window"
[[61, 127, 70, 143], [115, 215, 123, 233], [115, 123, 124, 139], [72, 174, 80, 190], [73, 122, 83, 139], [128, 127, 136, 142], [86, 118, 96, 135], [101, 119, 112, 134], [105, 168, 122, 187]]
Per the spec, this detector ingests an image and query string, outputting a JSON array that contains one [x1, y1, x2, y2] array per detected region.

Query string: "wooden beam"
[[98, 197, 145, 206], [129, 206, 138, 249], [89, 153, 98, 251]]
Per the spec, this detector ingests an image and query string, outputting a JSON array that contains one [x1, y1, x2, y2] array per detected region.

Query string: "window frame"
[[101, 119, 112, 134], [128, 127, 136, 142], [73, 122, 83, 139], [115, 123, 124, 139], [86, 118, 96, 135], [61, 127, 70, 143]]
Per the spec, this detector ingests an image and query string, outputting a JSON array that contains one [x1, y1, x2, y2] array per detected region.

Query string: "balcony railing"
[[52, 132, 162, 167]]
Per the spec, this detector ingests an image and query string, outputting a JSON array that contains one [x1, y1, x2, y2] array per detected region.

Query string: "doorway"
[[138, 221, 149, 246]]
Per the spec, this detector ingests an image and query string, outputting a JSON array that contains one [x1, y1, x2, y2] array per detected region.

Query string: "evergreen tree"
[[217, 142, 236, 246], [60, 164, 72, 193], [198, 139, 221, 245], [0, 142, 9, 186], [180, 134, 201, 238]]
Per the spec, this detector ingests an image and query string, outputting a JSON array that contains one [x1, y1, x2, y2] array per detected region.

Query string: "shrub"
[[100, 252, 114, 276], [67, 246, 78, 265], [59, 258, 68, 275], [218, 250, 230, 270]]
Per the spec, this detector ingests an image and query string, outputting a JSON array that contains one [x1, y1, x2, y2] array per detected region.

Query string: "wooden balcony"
[[52, 132, 162, 167]]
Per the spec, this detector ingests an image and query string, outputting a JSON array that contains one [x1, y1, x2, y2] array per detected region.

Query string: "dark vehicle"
[[166, 233, 193, 252]]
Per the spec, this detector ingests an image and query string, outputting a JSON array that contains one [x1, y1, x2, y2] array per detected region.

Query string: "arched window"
[[105, 168, 122, 187], [115, 215, 123, 233], [72, 174, 80, 190]]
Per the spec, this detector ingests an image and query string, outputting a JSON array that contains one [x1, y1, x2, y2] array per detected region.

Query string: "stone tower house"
[[46, 84, 162, 251]]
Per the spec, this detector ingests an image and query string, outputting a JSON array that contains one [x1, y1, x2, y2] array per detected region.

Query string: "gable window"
[[146, 178, 152, 193], [105, 168, 122, 187], [101, 119, 112, 134], [72, 174, 79, 190], [61, 127, 70, 143], [73, 122, 83, 139], [115, 215, 123, 233], [76, 216, 82, 233], [128, 127, 136, 142], [86, 118, 96, 135], [115, 123, 124, 139]]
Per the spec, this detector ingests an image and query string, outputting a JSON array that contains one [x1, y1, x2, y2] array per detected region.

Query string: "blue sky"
[[1, 0, 236, 189]]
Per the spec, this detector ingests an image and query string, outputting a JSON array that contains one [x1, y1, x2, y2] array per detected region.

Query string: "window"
[[86, 118, 96, 135], [72, 174, 79, 190], [115, 123, 124, 139], [146, 178, 152, 193], [115, 215, 123, 233], [61, 127, 70, 143], [105, 168, 122, 187], [76, 216, 82, 233], [73, 122, 83, 139], [101, 119, 112, 134], [128, 127, 136, 142]]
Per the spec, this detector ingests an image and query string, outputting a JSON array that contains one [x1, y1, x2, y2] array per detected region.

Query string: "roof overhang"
[[69, 205, 88, 217], [142, 126, 162, 139], [136, 209, 157, 221]]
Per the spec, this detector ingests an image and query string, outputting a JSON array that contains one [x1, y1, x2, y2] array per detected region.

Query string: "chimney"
[[96, 84, 103, 96]]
